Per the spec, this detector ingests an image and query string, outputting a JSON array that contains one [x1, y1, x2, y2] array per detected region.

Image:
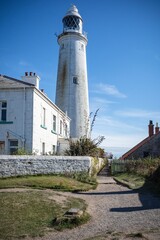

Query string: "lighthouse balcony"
[[58, 31, 88, 42]]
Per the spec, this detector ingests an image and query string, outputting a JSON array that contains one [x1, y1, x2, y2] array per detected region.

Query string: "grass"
[[0, 190, 88, 239], [114, 173, 145, 189], [0, 174, 96, 192], [84, 231, 146, 240], [0, 174, 93, 238], [113, 159, 160, 195], [0, 191, 59, 239], [126, 232, 144, 238], [53, 212, 90, 231], [114, 172, 160, 195], [53, 196, 90, 231]]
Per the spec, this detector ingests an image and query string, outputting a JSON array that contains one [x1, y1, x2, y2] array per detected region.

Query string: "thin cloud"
[[115, 109, 160, 118], [92, 126, 146, 148], [89, 97, 117, 114], [102, 133, 146, 148], [92, 97, 116, 104], [95, 116, 144, 132], [19, 61, 29, 66], [98, 83, 127, 98]]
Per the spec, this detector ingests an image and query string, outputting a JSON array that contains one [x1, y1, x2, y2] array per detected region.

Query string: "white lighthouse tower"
[[55, 5, 89, 138]]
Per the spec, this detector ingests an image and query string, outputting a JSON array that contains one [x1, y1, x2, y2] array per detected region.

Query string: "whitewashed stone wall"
[[0, 156, 92, 178]]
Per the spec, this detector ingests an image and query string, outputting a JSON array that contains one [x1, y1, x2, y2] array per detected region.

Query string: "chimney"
[[155, 122, 159, 134], [148, 120, 154, 137], [21, 72, 40, 89]]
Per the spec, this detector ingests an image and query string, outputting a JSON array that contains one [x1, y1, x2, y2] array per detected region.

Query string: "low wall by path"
[[0, 156, 92, 178], [0, 155, 106, 178]]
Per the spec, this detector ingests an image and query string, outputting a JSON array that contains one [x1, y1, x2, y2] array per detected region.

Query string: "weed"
[[53, 212, 90, 231], [14, 148, 32, 155], [127, 232, 144, 238]]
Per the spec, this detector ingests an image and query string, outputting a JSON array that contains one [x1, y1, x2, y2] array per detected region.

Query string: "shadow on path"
[[76, 166, 160, 213], [75, 187, 160, 212]]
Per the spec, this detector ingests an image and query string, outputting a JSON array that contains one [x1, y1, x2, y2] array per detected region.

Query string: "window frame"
[[52, 145, 56, 154], [42, 107, 46, 126], [73, 76, 79, 85], [52, 115, 56, 132], [64, 123, 68, 138], [9, 140, 18, 155], [42, 142, 45, 155], [60, 120, 63, 135], [0, 101, 7, 121], [41, 106, 47, 129]]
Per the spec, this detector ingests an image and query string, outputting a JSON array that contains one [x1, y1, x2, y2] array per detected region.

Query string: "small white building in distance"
[[0, 72, 70, 155]]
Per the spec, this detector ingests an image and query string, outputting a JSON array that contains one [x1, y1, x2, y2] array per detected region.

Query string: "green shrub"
[[14, 148, 32, 155], [124, 157, 160, 177], [64, 136, 105, 157]]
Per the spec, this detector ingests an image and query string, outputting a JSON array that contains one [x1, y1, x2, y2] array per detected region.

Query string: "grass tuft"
[[126, 232, 144, 238], [52, 212, 90, 231]]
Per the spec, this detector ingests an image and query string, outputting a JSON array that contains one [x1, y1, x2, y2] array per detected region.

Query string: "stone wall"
[[0, 155, 105, 178]]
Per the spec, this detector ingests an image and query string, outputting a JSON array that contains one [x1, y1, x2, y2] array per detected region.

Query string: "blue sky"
[[0, 0, 160, 157]]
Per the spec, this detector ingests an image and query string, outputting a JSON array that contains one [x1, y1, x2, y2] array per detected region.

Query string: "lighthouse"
[[55, 5, 89, 138]]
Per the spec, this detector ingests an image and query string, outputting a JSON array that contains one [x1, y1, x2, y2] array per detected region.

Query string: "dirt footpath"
[[31, 176, 160, 240]]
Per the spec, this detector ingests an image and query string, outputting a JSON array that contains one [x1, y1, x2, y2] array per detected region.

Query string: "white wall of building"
[[32, 89, 70, 155], [0, 88, 33, 154], [0, 76, 70, 155]]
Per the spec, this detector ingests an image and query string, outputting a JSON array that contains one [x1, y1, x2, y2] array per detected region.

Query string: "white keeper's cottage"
[[0, 72, 70, 155]]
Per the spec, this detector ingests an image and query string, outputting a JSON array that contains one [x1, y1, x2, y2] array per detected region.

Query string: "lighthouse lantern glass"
[[63, 16, 80, 31]]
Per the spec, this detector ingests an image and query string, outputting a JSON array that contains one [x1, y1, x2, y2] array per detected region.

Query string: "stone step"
[[98, 165, 111, 176]]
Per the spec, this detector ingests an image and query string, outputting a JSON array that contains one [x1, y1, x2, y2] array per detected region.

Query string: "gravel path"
[[31, 176, 160, 240]]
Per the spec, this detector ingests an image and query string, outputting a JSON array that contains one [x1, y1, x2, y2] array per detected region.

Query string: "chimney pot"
[[155, 122, 159, 134], [148, 120, 154, 137], [21, 72, 40, 89]]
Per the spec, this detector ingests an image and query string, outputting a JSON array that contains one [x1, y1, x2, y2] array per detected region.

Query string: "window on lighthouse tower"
[[63, 16, 80, 30], [73, 77, 79, 84]]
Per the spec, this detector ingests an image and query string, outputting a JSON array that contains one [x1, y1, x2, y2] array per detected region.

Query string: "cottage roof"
[[0, 74, 35, 88], [121, 131, 160, 160], [0, 74, 71, 121]]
